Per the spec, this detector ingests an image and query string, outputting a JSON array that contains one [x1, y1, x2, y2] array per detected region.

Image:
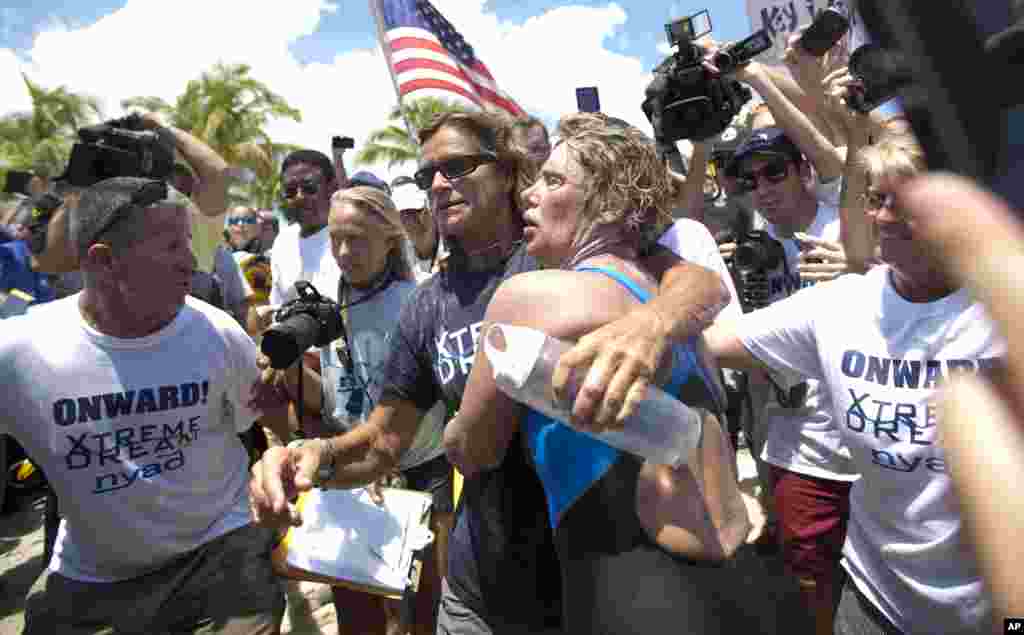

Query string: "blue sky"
[[0, 1, 759, 174], [1, 1, 754, 68]]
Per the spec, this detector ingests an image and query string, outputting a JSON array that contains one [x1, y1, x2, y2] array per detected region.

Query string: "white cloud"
[[0, 0, 665, 181]]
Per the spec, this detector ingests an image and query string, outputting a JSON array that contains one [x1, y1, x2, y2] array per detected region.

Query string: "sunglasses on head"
[[281, 175, 322, 201], [227, 216, 258, 226], [413, 152, 498, 191], [737, 158, 790, 191]]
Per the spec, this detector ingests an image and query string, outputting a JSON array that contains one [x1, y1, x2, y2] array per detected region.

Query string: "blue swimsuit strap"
[[576, 265, 712, 400], [575, 266, 651, 303]]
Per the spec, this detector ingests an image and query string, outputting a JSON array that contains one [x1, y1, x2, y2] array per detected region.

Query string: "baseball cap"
[[731, 127, 802, 171], [391, 182, 426, 212], [348, 171, 390, 195]]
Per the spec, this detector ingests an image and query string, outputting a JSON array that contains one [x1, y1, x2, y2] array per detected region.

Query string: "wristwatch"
[[286, 439, 337, 488]]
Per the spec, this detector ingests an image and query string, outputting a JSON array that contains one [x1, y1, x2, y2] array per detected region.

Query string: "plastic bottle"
[[482, 323, 703, 467]]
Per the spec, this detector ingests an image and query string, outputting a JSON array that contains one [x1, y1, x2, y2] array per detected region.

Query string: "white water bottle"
[[482, 323, 703, 467]]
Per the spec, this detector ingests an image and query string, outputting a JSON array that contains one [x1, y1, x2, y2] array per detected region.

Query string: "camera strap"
[[335, 263, 397, 372]]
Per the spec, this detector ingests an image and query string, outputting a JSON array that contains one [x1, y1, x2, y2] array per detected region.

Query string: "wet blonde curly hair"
[[555, 112, 675, 253]]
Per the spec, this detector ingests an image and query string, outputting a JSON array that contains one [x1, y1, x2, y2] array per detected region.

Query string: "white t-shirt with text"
[[738, 266, 1001, 633], [755, 203, 857, 480], [0, 296, 260, 582]]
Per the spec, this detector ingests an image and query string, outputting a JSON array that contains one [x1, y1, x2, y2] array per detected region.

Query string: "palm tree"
[[0, 75, 103, 187], [354, 97, 471, 168], [122, 63, 301, 194]]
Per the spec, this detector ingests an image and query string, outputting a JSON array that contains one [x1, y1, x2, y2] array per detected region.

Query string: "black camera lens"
[[733, 232, 785, 272], [712, 51, 736, 73], [262, 314, 320, 369]]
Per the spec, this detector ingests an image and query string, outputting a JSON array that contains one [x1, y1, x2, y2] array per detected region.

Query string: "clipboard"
[[272, 487, 434, 601]]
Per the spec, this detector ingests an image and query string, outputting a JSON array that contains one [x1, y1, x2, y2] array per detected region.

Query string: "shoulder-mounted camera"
[[643, 10, 771, 146], [61, 113, 176, 188]]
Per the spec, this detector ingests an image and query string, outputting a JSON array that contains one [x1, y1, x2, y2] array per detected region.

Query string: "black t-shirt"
[[382, 245, 562, 627]]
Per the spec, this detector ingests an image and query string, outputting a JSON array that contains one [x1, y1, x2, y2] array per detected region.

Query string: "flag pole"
[[369, 0, 419, 144]]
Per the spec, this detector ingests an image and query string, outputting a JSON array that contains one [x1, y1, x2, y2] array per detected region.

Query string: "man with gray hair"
[[0, 176, 286, 634]]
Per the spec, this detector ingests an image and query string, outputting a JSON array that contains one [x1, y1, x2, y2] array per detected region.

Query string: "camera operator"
[[721, 57, 846, 206], [0, 177, 286, 634], [257, 186, 451, 634], [717, 127, 859, 634]]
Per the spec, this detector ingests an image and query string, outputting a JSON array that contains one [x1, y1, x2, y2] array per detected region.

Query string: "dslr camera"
[[261, 281, 344, 369], [643, 9, 771, 146], [722, 229, 810, 408]]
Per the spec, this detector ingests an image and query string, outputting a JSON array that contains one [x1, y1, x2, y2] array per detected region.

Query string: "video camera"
[[261, 281, 345, 369], [15, 113, 177, 257], [60, 113, 176, 188], [642, 10, 771, 147]]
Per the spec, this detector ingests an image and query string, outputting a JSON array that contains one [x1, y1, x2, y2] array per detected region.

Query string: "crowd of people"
[[1, 14, 1022, 635]]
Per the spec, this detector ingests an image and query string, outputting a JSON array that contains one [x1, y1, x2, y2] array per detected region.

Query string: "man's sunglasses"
[[227, 216, 258, 226], [737, 159, 790, 191], [413, 152, 498, 191], [281, 176, 322, 201]]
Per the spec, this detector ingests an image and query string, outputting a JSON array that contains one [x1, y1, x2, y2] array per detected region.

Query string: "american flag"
[[372, 0, 525, 118]]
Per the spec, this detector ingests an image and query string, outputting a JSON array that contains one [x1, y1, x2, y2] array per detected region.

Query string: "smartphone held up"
[[799, 8, 850, 57]]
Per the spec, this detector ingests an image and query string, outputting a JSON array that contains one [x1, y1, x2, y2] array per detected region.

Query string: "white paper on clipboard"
[[279, 487, 433, 594]]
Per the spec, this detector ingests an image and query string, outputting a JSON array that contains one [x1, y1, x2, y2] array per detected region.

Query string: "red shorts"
[[770, 467, 853, 581]]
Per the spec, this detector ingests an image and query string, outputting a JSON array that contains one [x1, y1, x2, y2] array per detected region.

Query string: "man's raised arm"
[[139, 112, 229, 218]]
